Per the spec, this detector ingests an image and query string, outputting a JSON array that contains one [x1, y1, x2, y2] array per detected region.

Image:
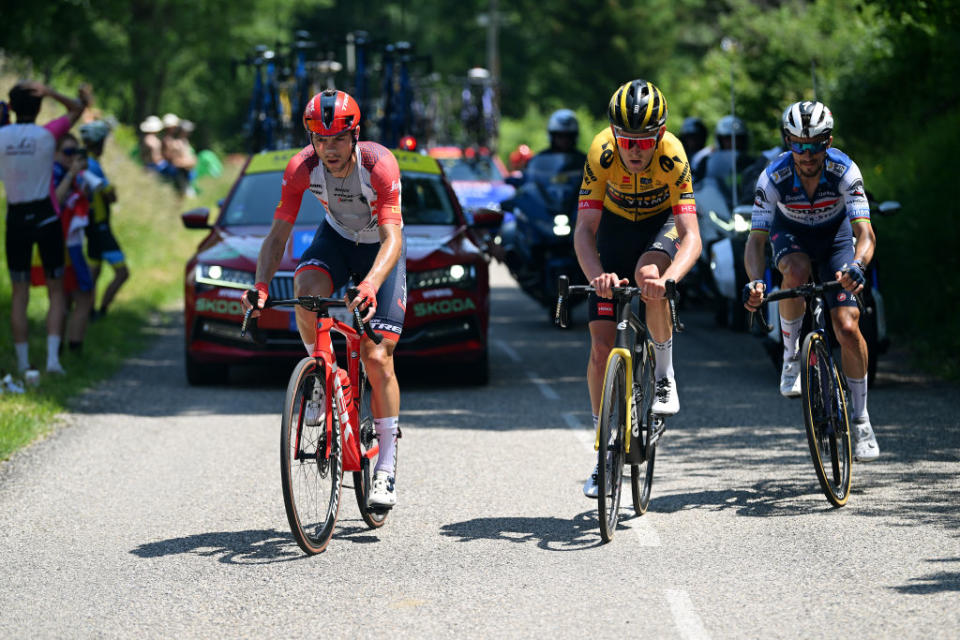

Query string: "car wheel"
[[185, 351, 228, 386]]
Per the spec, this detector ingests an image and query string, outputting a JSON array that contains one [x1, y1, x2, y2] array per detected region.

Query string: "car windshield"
[[219, 171, 457, 226], [436, 157, 502, 182]]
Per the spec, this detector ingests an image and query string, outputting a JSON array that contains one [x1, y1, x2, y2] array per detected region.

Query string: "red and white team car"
[[181, 148, 501, 385]]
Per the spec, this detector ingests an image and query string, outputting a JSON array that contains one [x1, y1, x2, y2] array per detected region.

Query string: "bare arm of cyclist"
[[836, 219, 876, 294], [659, 209, 702, 288], [348, 222, 403, 322], [242, 218, 294, 316], [743, 231, 768, 309]]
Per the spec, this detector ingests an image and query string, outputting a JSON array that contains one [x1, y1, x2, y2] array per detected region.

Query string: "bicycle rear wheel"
[[280, 357, 343, 554], [631, 340, 657, 515], [800, 332, 852, 507], [597, 353, 627, 542], [353, 368, 389, 528]]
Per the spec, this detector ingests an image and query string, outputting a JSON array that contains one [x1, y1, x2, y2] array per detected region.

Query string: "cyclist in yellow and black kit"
[[574, 79, 702, 498]]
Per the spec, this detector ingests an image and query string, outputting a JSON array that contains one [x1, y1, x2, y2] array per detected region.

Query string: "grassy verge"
[[0, 96, 240, 460]]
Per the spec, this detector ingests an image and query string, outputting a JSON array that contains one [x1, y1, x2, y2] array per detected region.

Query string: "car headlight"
[[195, 264, 255, 289], [408, 264, 476, 290], [553, 214, 571, 236]]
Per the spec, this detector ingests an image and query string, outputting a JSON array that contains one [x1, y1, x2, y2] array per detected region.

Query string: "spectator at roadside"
[[0, 81, 89, 374], [78, 120, 128, 321], [138, 115, 166, 173], [169, 119, 198, 196], [52, 133, 94, 351]]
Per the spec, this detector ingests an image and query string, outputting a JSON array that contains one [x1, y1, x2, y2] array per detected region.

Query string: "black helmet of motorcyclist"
[[715, 115, 749, 152], [547, 108, 579, 153], [679, 116, 707, 157]]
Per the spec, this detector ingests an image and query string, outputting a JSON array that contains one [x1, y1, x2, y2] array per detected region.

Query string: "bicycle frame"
[[595, 300, 646, 456], [308, 313, 379, 473]]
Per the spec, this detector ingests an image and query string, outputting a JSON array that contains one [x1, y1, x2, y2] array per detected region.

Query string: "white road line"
[[665, 589, 711, 640], [494, 339, 522, 363], [562, 412, 594, 451], [627, 515, 662, 547], [526, 371, 559, 400]]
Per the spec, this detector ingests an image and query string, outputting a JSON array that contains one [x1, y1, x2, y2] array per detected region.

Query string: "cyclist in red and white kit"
[[242, 90, 405, 508]]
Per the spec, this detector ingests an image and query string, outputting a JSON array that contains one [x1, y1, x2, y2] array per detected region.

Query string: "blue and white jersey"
[[751, 148, 870, 232]]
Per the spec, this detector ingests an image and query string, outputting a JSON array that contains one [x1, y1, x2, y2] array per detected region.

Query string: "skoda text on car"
[[182, 148, 494, 385]]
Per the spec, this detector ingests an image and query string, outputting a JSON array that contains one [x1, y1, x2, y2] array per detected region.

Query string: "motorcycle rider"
[[536, 108, 586, 165], [575, 79, 702, 497], [742, 100, 879, 462], [678, 116, 708, 165]]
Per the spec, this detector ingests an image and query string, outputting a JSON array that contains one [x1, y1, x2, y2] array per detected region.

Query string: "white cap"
[[179, 119, 195, 133], [139, 115, 163, 133], [161, 112, 180, 128]]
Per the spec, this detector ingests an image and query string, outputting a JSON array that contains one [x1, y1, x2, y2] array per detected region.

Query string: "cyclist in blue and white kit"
[[743, 101, 879, 462]]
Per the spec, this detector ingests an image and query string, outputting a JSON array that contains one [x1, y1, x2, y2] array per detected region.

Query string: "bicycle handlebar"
[[554, 275, 683, 333], [747, 280, 849, 333], [240, 288, 383, 345]]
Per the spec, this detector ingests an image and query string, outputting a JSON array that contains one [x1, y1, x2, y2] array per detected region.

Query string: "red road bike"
[[243, 289, 389, 554]]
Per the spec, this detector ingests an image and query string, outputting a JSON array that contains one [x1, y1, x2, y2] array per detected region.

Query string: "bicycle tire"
[[800, 332, 852, 507], [280, 357, 343, 554], [597, 353, 627, 542], [353, 369, 388, 528], [631, 340, 657, 515]]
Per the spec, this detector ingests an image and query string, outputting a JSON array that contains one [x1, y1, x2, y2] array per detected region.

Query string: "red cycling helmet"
[[303, 89, 361, 139]]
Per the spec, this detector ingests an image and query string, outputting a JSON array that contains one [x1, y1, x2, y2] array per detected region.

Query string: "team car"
[[181, 148, 497, 385]]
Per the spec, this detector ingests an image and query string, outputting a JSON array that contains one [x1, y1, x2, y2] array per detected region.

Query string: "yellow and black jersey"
[[578, 129, 697, 221]]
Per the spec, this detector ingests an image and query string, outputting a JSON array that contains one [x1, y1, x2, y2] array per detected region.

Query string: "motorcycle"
[[496, 151, 585, 320], [757, 196, 900, 387], [689, 148, 767, 330]]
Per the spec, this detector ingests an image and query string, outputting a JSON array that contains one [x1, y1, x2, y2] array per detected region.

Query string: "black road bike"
[[751, 280, 853, 506], [556, 276, 682, 541]]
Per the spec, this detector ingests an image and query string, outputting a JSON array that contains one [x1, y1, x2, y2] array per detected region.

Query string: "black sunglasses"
[[62, 147, 88, 156]]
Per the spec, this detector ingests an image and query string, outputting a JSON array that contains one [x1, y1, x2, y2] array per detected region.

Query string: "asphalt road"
[[1, 262, 958, 639]]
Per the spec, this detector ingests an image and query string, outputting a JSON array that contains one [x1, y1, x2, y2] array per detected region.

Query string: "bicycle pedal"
[[366, 504, 392, 514]]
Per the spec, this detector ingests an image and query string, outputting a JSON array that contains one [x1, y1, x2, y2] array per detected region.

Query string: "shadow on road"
[[130, 528, 303, 564], [440, 511, 606, 551], [891, 557, 960, 594], [129, 518, 383, 564]]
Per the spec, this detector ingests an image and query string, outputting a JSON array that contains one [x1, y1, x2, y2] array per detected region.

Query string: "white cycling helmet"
[[782, 101, 833, 139]]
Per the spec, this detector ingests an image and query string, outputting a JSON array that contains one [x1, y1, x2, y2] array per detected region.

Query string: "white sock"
[[15, 342, 30, 372], [46, 335, 61, 369], [303, 342, 315, 356], [653, 337, 674, 380], [846, 375, 869, 421], [374, 416, 399, 476], [781, 316, 803, 361]]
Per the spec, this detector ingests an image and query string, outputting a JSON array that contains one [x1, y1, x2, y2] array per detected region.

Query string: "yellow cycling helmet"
[[608, 79, 668, 135]]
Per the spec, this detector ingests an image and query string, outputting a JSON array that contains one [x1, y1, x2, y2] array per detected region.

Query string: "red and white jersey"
[[274, 141, 403, 244], [0, 116, 71, 204]]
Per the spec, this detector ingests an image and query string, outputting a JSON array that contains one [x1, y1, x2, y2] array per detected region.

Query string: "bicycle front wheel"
[[800, 332, 852, 507], [597, 352, 627, 542], [631, 340, 657, 515], [353, 368, 388, 529], [281, 357, 343, 554]]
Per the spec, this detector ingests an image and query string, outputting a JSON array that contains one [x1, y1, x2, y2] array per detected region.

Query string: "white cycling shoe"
[[780, 357, 802, 398], [851, 417, 879, 462], [369, 471, 397, 508], [652, 376, 679, 415]]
